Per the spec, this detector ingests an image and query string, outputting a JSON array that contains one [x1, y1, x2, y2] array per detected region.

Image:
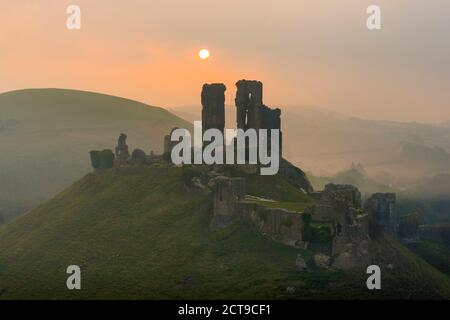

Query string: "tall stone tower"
[[364, 193, 397, 237], [115, 133, 130, 164], [201, 83, 226, 135]]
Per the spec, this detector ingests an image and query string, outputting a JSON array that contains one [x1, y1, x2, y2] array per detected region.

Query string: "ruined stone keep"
[[200, 80, 283, 161]]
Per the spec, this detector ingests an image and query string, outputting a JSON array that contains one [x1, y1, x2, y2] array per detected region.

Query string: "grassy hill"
[[0, 165, 449, 299], [0, 89, 190, 222], [406, 240, 450, 276], [171, 105, 450, 226]]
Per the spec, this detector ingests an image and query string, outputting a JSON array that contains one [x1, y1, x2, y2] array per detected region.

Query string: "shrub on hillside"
[[99, 149, 115, 168], [89, 149, 115, 169], [181, 166, 197, 186]]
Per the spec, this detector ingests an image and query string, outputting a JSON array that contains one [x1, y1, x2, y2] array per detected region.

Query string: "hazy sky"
[[1, 0, 449, 122]]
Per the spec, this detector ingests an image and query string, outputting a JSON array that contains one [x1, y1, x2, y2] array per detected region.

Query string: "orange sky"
[[1, 0, 449, 122]]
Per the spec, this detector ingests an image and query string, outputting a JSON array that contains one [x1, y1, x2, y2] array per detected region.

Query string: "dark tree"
[[99, 149, 115, 168]]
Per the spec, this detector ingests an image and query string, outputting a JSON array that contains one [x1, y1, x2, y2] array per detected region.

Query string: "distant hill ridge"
[[0, 88, 191, 223]]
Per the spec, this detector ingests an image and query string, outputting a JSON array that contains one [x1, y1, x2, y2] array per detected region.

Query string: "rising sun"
[[199, 49, 210, 60]]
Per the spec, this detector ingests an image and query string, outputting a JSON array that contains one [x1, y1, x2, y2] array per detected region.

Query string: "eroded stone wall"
[[314, 183, 371, 268], [235, 80, 264, 130], [115, 133, 130, 164], [210, 176, 245, 230], [244, 206, 305, 248]]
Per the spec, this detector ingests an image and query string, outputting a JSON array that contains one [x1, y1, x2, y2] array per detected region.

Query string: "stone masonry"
[[364, 193, 397, 237], [201, 83, 226, 135], [115, 133, 130, 164], [210, 176, 246, 230]]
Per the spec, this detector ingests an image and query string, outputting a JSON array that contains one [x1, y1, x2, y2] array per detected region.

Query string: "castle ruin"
[[89, 79, 402, 270], [199, 80, 282, 160]]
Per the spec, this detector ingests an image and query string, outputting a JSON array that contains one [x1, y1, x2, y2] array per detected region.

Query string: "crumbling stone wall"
[[145, 152, 165, 165], [235, 80, 283, 157], [260, 105, 281, 131], [209, 175, 306, 248], [210, 176, 246, 230], [314, 183, 371, 269], [260, 105, 282, 156], [112, 133, 168, 166], [314, 184, 362, 222], [235, 80, 264, 130], [244, 206, 305, 248], [115, 133, 130, 164], [208, 177, 373, 268], [131, 149, 146, 164], [364, 193, 397, 237], [234, 80, 281, 133]]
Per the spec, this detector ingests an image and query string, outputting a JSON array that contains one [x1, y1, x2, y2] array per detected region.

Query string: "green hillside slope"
[[0, 165, 449, 299], [406, 240, 450, 276], [0, 89, 190, 222]]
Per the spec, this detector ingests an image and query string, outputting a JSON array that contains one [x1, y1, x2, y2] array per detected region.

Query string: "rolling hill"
[[0, 165, 449, 299], [0, 89, 190, 223]]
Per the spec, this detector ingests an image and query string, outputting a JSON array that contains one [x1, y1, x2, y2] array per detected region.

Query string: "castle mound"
[[0, 165, 449, 299], [0, 88, 190, 222]]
